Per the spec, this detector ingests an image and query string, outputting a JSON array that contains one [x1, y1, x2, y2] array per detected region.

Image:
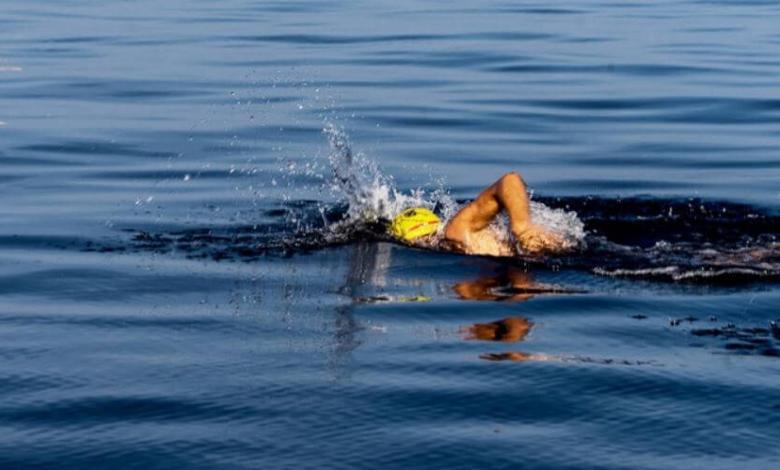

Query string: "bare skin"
[[463, 317, 533, 342], [454, 270, 556, 360], [442, 172, 564, 256], [452, 268, 538, 302]]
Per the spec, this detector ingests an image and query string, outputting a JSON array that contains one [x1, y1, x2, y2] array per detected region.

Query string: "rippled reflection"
[[479, 351, 542, 362], [455, 268, 560, 362], [453, 266, 570, 302], [464, 316, 533, 342], [328, 242, 392, 378]]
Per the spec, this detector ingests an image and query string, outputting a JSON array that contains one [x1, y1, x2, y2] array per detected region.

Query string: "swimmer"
[[390, 172, 565, 256]]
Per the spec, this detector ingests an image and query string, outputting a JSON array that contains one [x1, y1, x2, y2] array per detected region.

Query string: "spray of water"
[[318, 122, 585, 251], [529, 201, 586, 250], [322, 123, 458, 223]]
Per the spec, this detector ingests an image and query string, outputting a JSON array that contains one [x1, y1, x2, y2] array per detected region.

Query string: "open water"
[[2, 0, 780, 468]]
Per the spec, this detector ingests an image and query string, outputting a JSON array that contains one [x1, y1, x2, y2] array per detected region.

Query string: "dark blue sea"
[[2, 1, 780, 468]]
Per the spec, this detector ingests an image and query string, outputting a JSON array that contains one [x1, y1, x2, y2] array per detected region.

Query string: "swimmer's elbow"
[[501, 171, 526, 187]]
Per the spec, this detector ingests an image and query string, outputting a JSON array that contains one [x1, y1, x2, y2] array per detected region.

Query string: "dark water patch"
[[561, 197, 780, 282], [553, 179, 695, 191], [344, 50, 524, 70], [18, 141, 178, 160], [0, 235, 94, 251], [354, 379, 596, 424], [0, 175, 24, 184], [0, 313, 234, 332], [0, 346, 51, 362], [239, 0, 337, 13], [352, 359, 780, 463], [0, 373, 69, 395], [88, 169, 235, 181], [488, 62, 731, 77], [6, 79, 212, 102], [479, 352, 658, 366], [200, 143, 274, 154], [376, 115, 483, 131], [231, 31, 552, 46], [117, 196, 780, 284], [524, 96, 780, 112], [38, 36, 114, 45], [126, 221, 381, 261], [232, 33, 444, 45], [0, 395, 264, 427], [668, 315, 701, 326], [90, 36, 217, 47], [0, 441, 210, 470], [12, 29, 215, 48], [496, 7, 585, 15], [547, 197, 780, 247], [7, 47, 98, 59], [140, 124, 324, 155], [0, 154, 86, 167], [685, 320, 780, 357], [462, 96, 780, 126], [681, 26, 745, 33], [573, 155, 780, 170], [691, 0, 780, 5], [0, 268, 244, 301]]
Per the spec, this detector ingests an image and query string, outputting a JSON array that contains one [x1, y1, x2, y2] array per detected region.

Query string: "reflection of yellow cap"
[[391, 208, 441, 241]]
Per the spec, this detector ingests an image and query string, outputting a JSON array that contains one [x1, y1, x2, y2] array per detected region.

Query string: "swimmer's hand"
[[514, 223, 565, 254]]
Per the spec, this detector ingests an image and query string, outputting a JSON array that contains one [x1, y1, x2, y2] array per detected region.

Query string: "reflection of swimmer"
[[463, 317, 533, 342], [455, 269, 579, 362], [464, 317, 549, 363], [454, 268, 534, 302], [450, 267, 657, 366], [391, 172, 566, 256], [479, 352, 553, 362], [452, 267, 583, 302], [480, 352, 656, 365], [453, 267, 575, 302]]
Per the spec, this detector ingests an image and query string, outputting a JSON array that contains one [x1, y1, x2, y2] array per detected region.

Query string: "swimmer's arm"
[[444, 172, 533, 249]]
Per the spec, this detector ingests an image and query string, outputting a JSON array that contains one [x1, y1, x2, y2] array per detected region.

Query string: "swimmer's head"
[[390, 207, 441, 242]]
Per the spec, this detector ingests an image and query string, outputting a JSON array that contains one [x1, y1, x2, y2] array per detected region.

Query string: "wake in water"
[[126, 124, 780, 283]]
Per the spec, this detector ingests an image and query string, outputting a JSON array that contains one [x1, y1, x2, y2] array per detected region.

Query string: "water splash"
[[322, 122, 457, 223], [320, 122, 584, 250], [529, 201, 586, 251]]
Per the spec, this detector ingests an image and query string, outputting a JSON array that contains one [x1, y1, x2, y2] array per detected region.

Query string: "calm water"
[[2, 0, 780, 468]]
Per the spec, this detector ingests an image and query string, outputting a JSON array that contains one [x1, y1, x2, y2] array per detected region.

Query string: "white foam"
[[593, 265, 770, 281], [322, 122, 457, 224], [529, 200, 586, 250]]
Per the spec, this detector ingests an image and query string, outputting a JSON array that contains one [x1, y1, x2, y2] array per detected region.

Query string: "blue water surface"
[[2, 1, 780, 468]]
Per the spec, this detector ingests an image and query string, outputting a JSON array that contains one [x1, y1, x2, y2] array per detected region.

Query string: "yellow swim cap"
[[390, 208, 441, 241]]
